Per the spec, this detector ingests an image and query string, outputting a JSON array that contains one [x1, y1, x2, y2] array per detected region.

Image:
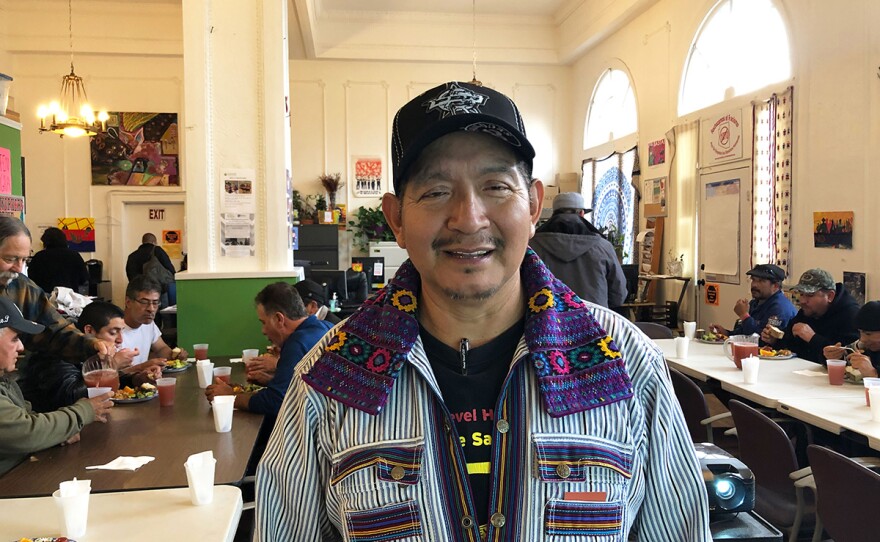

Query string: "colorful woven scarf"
[[302, 249, 633, 417]]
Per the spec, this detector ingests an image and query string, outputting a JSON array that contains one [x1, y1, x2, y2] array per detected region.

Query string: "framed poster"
[[353, 157, 383, 197]]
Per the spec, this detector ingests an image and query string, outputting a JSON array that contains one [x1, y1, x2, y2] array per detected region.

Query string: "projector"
[[694, 442, 755, 516]]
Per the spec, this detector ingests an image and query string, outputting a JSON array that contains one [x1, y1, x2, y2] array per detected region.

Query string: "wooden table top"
[[0, 358, 264, 498]]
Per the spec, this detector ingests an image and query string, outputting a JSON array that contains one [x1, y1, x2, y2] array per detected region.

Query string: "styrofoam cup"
[[742, 356, 760, 384], [212, 395, 234, 432], [196, 360, 214, 388], [683, 321, 697, 339], [674, 336, 689, 359]]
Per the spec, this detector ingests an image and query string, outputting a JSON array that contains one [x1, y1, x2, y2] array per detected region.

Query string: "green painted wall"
[[177, 276, 299, 357], [0, 122, 23, 196]]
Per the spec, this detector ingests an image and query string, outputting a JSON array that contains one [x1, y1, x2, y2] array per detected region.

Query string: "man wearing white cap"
[[0, 296, 113, 475], [530, 191, 627, 308]]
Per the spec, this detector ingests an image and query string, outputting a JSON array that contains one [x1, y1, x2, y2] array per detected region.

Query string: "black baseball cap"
[[0, 297, 45, 335], [746, 264, 786, 283], [294, 279, 327, 306], [391, 81, 535, 194]]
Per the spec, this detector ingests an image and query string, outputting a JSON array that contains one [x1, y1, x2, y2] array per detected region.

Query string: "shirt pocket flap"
[[545, 498, 624, 537], [533, 433, 634, 481], [331, 437, 425, 487]]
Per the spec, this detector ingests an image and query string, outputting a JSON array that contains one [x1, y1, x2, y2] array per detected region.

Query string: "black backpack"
[[143, 246, 174, 287]]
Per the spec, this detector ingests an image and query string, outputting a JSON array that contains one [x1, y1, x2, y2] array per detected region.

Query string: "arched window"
[[679, 0, 791, 115], [583, 68, 637, 150]]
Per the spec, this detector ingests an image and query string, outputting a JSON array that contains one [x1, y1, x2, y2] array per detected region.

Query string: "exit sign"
[[149, 208, 166, 220]]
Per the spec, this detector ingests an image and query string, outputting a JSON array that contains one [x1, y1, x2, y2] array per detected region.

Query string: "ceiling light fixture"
[[37, 0, 108, 137], [470, 0, 482, 86]]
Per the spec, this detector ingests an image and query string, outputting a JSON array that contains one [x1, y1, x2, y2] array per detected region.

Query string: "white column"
[[181, 0, 291, 273]]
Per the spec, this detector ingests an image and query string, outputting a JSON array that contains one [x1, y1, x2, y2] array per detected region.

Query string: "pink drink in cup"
[[826, 359, 846, 386], [194, 343, 209, 361], [156, 377, 176, 406], [83, 369, 120, 392], [213, 366, 231, 384]]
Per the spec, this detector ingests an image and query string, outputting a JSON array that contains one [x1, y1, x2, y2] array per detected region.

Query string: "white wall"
[[570, 0, 880, 299]]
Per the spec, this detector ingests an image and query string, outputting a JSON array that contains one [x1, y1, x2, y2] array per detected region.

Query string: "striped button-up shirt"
[[255, 300, 710, 541]]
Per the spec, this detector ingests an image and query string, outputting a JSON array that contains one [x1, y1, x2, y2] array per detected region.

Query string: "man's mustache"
[[432, 234, 505, 251]]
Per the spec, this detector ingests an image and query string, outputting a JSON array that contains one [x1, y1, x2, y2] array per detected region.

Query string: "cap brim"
[[790, 285, 818, 293], [10, 320, 45, 335]]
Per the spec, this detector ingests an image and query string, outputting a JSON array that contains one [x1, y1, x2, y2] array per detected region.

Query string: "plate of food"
[[112, 383, 158, 403], [758, 347, 795, 360], [162, 358, 190, 373], [695, 330, 727, 344], [231, 383, 265, 393], [845, 365, 864, 384]]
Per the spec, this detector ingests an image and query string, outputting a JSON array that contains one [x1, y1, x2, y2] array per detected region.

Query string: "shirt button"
[[460, 515, 475, 529], [490, 512, 506, 528], [556, 463, 571, 479], [496, 419, 510, 433], [390, 466, 405, 480]]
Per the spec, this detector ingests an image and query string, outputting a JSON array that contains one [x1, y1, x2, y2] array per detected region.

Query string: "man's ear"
[[382, 192, 406, 249], [528, 179, 545, 237], [83, 324, 96, 335]]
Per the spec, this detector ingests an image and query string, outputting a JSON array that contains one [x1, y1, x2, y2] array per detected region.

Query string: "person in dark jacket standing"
[[26, 227, 89, 294], [126, 233, 177, 305], [529, 192, 627, 308], [761, 268, 860, 363]]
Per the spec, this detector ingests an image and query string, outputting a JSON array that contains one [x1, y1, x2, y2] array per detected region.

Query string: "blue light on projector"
[[715, 479, 735, 499]]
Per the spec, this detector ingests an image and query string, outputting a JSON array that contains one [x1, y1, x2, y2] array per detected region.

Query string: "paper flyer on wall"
[[220, 213, 255, 257], [221, 168, 256, 214]]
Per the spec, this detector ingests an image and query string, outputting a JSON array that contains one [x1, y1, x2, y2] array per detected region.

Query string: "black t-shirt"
[[420, 318, 524, 527]]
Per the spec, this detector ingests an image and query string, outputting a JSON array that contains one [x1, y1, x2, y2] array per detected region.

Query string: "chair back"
[[807, 444, 880, 542], [728, 400, 810, 532], [669, 369, 711, 442], [634, 321, 674, 339]]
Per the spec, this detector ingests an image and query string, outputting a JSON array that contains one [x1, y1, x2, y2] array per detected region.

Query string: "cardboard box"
[[556, 172, 580, 194], [542, 185, 560, 209]]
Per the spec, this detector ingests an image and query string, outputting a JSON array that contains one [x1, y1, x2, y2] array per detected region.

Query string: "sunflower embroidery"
[[326, 331, 348, 352], [598, 336, 622, 359], [391, 289, 417, 313], [528, 288, 555, 313]]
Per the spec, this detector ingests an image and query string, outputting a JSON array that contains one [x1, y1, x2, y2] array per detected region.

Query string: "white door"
[[110, 196, 185, 305], [696, 165, 753, 332]]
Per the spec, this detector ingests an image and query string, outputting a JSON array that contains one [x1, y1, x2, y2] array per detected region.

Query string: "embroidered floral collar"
[[302, 249, 633, 417]]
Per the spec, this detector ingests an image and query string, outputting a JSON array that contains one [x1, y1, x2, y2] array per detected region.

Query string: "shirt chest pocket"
[[533, 433, 634, 540], [331, 438, 426, 542]]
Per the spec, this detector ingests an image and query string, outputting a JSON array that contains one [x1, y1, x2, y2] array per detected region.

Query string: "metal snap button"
[[496, 419, 510, 434], [556, 463, 571, 479], [390, 465, 405, 480], [460, 515, 475, 529], [490, 512, 506, 528]]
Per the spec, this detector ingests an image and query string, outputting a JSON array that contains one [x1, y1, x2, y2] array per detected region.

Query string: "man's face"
[[797, 289, 835, 318], [383, 132, 542, 303], [0, 328, 23, 373], [860, 330, 880, 352], [257, 304, 284, 346], [0, 234, 31, 285], [750, 277, 779, 301], [125, 290, 160, 325], [90, 316, 126, 346]]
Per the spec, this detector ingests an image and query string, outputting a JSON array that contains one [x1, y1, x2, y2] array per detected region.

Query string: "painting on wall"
[[813, 211, 853, 249], [90, 112, 179, 186], [843, 271, 867, 306], [648, 139, 665, 166], [352, 157, 383, 197], [58, 217, 95, 252]]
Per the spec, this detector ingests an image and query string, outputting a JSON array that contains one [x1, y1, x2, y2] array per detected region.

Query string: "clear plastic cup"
[[194, 343, 209, 361], [213, 366, 232, 384], [242, 348, 259, 366], [87, 387, 112, 399], [826, 359, 847, 386], [156, 377, 176, 407], [864, 377, 880, 406]]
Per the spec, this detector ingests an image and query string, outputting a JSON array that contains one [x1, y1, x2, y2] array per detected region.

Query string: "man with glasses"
[[120, 275, 188, 366], [0, 217, 113, 364]]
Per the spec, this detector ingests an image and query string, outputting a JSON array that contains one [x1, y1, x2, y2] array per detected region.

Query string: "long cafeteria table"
[[0, 357, 263, 498], [653, 338, 880, 451]]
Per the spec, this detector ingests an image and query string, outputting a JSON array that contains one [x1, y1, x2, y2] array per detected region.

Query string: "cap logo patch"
[[423, 83, 488, 118], [0, 316, 7, 324], [464, 122, 522, 148]]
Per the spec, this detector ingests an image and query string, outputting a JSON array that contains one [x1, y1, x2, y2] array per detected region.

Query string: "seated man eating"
[[119, 275, 188, 369], [824, 301, 880, 378]]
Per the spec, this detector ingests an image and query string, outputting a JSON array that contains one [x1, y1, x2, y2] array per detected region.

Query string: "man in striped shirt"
[[255, 82, 710, 541]]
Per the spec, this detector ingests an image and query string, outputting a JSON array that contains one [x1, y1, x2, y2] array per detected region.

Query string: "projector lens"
[[715, 479, 735, 499]]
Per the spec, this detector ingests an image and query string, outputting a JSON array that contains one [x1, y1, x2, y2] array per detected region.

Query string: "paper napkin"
[[86, 456, 155, 471]]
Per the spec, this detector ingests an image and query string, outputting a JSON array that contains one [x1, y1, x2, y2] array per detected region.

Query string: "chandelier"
[[37, 0, 108, 137]]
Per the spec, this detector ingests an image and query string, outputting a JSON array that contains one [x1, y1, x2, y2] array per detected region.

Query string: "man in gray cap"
[[255, 82, 708, 541], [761, 268, 859, 363], [529, 192, 627, 308], [709, 263, 797, 339]]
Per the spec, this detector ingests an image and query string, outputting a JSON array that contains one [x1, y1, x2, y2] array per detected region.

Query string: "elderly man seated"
[[761, 268, 859, 363], [709, 264, 797, 339], [0, 297, 113, 476]]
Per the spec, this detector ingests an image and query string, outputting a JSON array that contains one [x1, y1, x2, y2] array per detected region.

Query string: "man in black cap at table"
[[294, 279, 341, 325], [709, 263, 797, 339]]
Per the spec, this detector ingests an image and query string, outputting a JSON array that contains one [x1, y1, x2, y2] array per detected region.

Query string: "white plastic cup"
[[53, 488, 90, 538], [683, 321, 697, 339], [242, 348, 259, 365], [184, 456, 217, 505], [86, 386, 112, 399], [196, 360, 214, 388], [864, 377, 880, 406], [212, 395, 235, 433], [870, 388, 880, 422], [674, 336, 689, 359], [742, 356, 760, 384]]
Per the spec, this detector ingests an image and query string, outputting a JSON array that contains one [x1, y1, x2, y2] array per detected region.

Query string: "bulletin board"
[[699, 177, 740, 282]]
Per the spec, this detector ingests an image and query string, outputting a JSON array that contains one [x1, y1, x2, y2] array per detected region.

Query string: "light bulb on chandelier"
[[36, 0, 108, 137]]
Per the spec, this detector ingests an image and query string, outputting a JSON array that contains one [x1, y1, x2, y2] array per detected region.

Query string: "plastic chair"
[[807, 444, 880, 542], [728, 400, 816, 542], [633, 321, 674, 339], [669, 368, 731, 443]]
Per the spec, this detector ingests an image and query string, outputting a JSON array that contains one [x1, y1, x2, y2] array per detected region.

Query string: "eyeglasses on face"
[[133, 299, 161, 307]]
